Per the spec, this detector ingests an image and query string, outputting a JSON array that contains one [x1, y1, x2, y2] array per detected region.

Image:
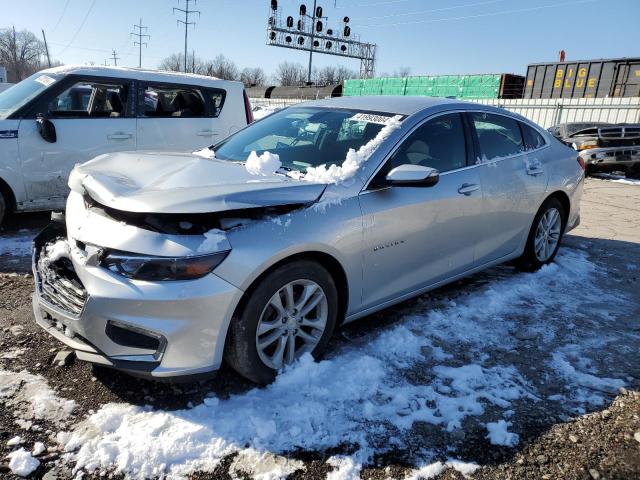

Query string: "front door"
[[17, 76, 136, 207], [359, 112, 483, 310]]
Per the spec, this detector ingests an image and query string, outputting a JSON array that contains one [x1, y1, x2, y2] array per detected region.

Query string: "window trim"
[[137, 81, 226, 119], [24, 74, 136, 120], [364, 110, 476, 192], [465, 110, 550, 164]]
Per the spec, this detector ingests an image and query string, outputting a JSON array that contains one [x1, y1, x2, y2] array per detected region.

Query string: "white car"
[[0, 65, 253, 224]]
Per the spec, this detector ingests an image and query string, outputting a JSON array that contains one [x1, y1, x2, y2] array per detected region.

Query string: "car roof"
[[41, 65, 242, 88], [299, 95, 472, 116]]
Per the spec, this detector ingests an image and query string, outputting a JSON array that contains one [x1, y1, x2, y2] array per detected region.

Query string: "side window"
[[471, 112, 524, 161], [206, 89, 226, 117], [143, 85, 206, 118], [521, 123, 546, 150], [48, 81, 129, 118], [389, 113, 467, 173]]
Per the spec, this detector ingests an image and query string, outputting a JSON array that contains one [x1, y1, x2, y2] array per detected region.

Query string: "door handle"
[[107, 132, 133, 140], [196, 130, 219, 137], [457, 183, 479, 196], [526, 167, 544, 176]]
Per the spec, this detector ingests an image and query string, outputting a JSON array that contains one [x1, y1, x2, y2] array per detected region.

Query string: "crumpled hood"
[[69, 151, 326, 213]]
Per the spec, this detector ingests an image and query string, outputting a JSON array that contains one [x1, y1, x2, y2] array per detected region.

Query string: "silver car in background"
[[32, 97, 584, 384]]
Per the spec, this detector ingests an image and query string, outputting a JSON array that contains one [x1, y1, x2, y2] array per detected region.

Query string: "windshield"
[[0, 72, 60, 119], [214, 107, 396, 173]]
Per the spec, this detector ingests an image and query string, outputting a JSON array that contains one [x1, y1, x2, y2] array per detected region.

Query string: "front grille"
[[598, 126, 640, 141], [37, 252, 87, 317]]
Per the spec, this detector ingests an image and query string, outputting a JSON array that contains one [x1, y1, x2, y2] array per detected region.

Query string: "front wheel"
[[224, 260, 338, 384], [515, 197, 566, 272]]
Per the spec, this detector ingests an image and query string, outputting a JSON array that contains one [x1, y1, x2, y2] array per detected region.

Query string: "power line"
[[54, 0, 96, 56], [362, 0, 506, 20], [131, 18, 150, 68], [360, 0, 597, 27], [51, 0, 71, 34], [173, 0, 200, 73], [111, 49, 120, 67]]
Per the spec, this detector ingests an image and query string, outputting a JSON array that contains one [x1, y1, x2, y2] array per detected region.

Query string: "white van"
[[0, 65, 253, 224]]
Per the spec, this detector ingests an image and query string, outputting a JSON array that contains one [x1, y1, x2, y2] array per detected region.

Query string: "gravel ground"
[[0, 178, 639, 479]]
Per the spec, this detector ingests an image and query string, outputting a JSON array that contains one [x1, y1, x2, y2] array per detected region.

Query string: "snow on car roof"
[[41, 64, 241, 88]]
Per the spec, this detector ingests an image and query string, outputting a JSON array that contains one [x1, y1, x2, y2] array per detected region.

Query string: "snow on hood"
[[68, 151, 326, 214]]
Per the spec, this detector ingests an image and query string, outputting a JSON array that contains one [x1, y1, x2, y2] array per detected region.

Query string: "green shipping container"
[[343, 79, 363, 96], [381, 77, 407, 95]]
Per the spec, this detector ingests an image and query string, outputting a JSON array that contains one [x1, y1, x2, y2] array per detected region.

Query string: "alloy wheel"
[[534, 207, 562, 262], [255, 279, 328, 370]]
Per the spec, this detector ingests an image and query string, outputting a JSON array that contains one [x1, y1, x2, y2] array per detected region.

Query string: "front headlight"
[[100, 250, 229, 281], [573, 141, 598, 151]]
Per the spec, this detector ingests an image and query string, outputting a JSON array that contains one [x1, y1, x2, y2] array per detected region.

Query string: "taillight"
[[577, 156, 585, 171], [243, 90, 254, 124]]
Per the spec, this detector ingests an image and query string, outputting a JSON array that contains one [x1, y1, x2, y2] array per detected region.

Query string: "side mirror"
[[36, 114, 57, 143], [385, 164, 439, 187]]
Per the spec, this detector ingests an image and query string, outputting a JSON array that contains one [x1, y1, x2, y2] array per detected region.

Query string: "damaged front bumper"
[[32, 209, 244, 380], [580, 146, 640, 170]]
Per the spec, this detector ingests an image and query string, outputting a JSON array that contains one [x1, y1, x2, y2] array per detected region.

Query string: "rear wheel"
[[225, 260, 338, 384], [516, 197, 566, 272]]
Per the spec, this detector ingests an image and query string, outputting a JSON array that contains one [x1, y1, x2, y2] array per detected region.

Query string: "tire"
[[515, 197, 567, 272], [224, 260, 338, 384], [628, 165, 640, 179]]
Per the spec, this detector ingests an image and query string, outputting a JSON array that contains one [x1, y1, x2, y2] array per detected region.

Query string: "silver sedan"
[[32, 97, 584, 384]]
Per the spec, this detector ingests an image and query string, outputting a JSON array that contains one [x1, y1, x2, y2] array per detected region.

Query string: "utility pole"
[[111, 49, 120, 66], [173, 0, 200, 73], [41, 29, 52, 68], [307, 0, 317, 84], [131, 18, 150, 68]]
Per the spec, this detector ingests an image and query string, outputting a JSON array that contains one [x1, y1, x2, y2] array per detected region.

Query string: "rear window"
[[521, 123, 546, 150], [143, 85, 207, 118], [471, 112, 524, 161]]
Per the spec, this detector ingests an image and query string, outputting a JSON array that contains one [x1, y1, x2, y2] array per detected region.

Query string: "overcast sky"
[[2, 0, 638, 79]]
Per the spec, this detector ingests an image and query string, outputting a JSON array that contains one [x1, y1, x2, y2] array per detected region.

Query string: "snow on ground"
[[485, 420, 519, 447], [591, 173, 640, 185], [0, 369, 77, 426], [52, 248, 635, 479], [252, 105, 283, 120], [0, 230, 33, 257], [7, 448, 40, 477]]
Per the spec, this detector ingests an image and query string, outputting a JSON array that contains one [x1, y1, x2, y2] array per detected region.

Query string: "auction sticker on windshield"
[[34, 75, 56, 87], [349, 113, 394, 125]]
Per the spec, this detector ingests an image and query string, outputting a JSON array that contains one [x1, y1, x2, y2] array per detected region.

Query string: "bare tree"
[[394, 66, 411, 78], [204, 54, 239, 80], [0, 27, 44, 82], [274, 61, 305, 86], [159, 52, 210, 74], [240, 67, 266, 86], [158, 53, 184, 72]]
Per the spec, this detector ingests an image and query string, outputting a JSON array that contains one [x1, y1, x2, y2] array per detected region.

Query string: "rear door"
[[17, 75, 136, 206], [469, 112, 548, 265], [136, 82, 226, 152], [359, 112, 483, 309]]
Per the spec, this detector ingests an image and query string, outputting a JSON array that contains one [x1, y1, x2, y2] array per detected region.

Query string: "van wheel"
[[516, 197, 566, 272], [225, 260, 338, 384]]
